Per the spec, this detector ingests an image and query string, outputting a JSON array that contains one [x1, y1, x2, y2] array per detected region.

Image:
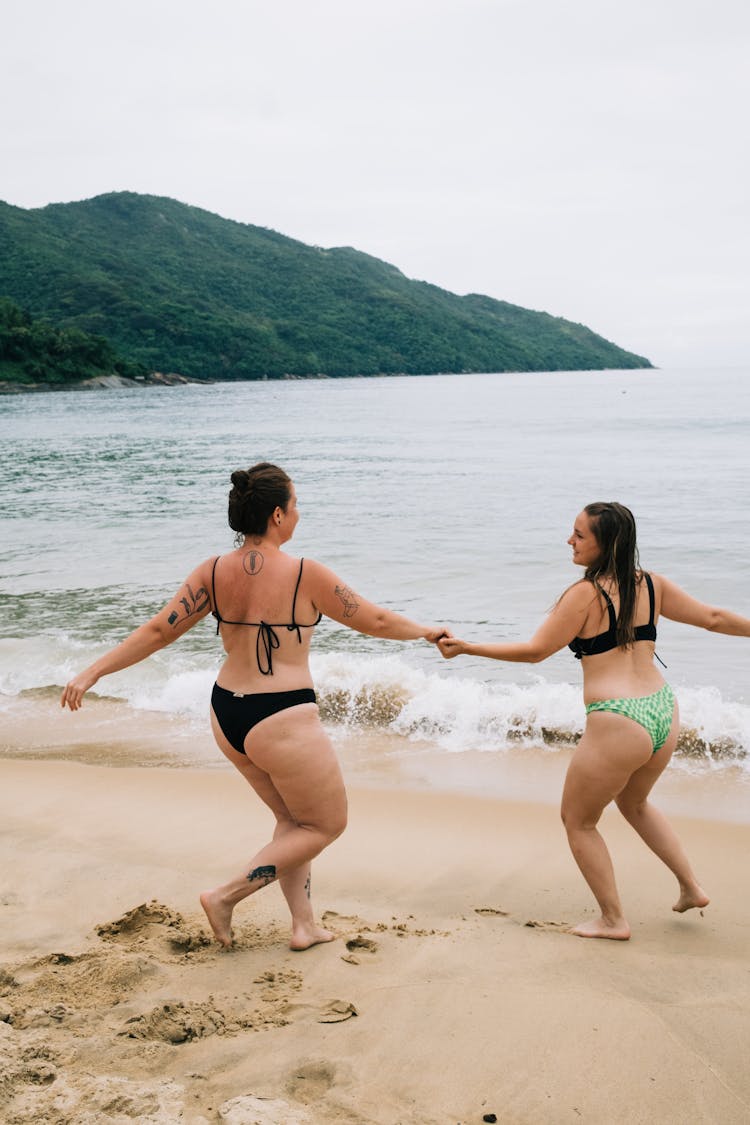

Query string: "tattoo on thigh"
[[247, 864, 276, 887], [335, 584, 360, 618]]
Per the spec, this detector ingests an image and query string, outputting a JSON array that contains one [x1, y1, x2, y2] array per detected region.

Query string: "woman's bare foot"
[[673, 885, 710, 913], [569, 916, 631, 940], [199, 890, 235, 948], [289, 922, 336, 952]]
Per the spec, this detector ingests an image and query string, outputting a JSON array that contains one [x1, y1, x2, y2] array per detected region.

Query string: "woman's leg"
[[202, 705, 347, 948], [561, 712, 654, 939], [614, 705, 709, 913], [271, 819, 334, 951]]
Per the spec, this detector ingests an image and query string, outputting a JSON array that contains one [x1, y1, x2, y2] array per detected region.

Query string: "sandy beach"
[[2, 755, 749, 1125]]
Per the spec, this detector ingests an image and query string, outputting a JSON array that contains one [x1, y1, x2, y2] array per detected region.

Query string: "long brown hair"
[[583, 501, 643, 647]]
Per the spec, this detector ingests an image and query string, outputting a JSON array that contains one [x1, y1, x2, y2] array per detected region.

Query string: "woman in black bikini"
[[61, 462, 448, 950]]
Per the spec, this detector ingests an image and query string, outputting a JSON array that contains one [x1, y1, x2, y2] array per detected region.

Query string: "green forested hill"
[[0, 297, 146, 387], [0, 192, 651, 381]]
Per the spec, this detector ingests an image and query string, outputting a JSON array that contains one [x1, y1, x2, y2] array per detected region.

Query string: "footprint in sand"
[[119, 999, 234, 1044], [281, 999, 358, 1025], [475, 907, 511, 917], [253, 968, 303, 1001], [320, 909, 368, 934], [524, 919, 571, 933], [318, 999, 357, 1023], [344, 935, 378, 954], [285, 1059, 336, 1100], [3, 948, 159, 1028], [96, 900, 210, 955], [219, 1093, 315, 1125]]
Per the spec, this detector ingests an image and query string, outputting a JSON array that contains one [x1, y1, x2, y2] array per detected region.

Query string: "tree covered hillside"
[[0, 297, 146, 387], [0, 192, 652, 381]]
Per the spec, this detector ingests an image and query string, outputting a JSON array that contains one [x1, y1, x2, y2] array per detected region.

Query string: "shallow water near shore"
[[1, 367, 749, 815], [3, 685, 750, 824]]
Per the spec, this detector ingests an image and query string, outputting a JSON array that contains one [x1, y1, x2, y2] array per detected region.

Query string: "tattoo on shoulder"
[[168, 582, 210, 628], [247, 864, 276, 887], [242, 549, 264, 576], [335, 584, 360, 618]]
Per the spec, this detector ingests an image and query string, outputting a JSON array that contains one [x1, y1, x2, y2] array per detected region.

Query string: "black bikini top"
[[569, 572, 657, 660], [211, 556, 322, 675]]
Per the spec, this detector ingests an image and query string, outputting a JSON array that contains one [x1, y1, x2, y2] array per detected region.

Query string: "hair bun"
[[230, 469, 250, 491], [227, 462, 291, 537]]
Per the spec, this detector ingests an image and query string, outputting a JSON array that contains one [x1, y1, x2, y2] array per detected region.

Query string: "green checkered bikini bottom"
[[585, 682, 675, 753]]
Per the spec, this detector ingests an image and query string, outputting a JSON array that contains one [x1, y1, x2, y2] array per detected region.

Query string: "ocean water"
[[1, 368, 749, 808]]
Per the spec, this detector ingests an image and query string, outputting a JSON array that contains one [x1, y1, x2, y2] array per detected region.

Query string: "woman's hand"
[[437, 635, 466, 659], [424, 626, 453, 644], [60, 669, 99, 711]]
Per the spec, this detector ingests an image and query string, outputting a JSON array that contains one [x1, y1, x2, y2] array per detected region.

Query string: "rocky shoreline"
[[0, 370, 205, 394]]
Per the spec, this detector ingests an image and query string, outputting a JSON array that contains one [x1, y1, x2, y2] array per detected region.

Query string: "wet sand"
[[2, 755, 750, 1124]]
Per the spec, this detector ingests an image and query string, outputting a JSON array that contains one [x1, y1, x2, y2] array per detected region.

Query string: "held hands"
[[60, 670, 99, 712], [422, 625, 468, 657], [424, 626, 454, 645], [437, 635, 466, 659]]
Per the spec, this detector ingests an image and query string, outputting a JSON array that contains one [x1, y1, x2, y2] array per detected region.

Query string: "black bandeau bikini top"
[[211, 555, 322, 675], [568, 572, 657, 660]]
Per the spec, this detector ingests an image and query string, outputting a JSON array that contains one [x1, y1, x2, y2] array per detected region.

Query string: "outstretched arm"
[[438, 582, 593, 663], [60, 562, 214, 710], [303, 559, 448, 643], [658, 575, 750, 636]]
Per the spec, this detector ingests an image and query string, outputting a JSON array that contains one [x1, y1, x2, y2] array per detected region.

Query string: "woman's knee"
[[560, 802, 581, 833], [273, 813, 298, 837], [303, 802, 348, 846], [615, 792, 645, 822], [561, 798, 601, 834], [325, 804, 348, 841]]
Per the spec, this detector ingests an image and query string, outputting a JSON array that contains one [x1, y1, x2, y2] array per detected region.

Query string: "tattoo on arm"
[[168, 583, 210, 628], [335, 584, 360, 619], [247, 864, 276, 887]]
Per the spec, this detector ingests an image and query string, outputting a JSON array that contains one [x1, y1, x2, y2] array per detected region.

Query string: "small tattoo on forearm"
[[168, 583, 209, 628], [242, 550, 264, 576], [247, 864, 276, 887], [335, 584, 360, 618], [304, 873, 311, 899]]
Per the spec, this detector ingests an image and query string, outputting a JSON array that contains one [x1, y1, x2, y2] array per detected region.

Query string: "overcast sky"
[[2, 0, 748, 368]]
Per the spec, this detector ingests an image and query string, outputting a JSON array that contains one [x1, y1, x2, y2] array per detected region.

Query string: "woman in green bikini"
[[438, 501, 750, 940]]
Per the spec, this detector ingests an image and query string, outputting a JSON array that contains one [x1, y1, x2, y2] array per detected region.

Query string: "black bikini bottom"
[[211, 683, 317, 755]]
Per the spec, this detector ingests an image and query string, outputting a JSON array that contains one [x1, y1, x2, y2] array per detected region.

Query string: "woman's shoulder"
[[558, 577, 597, 603], [639, 569, 667, 594], [185, 554, 222, 578], [297, 556, 331, 580]]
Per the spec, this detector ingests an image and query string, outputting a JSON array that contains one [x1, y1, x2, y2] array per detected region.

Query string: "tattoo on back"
[[247, 864, 276, 887], [242, 550, 264, 576], [168, 583, 210, 628], [335, 584, 360, 618]]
